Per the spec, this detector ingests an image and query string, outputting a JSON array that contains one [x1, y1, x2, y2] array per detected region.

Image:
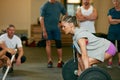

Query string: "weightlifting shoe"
[[47, 61, 53, 68], [57, 61, 64, 68]]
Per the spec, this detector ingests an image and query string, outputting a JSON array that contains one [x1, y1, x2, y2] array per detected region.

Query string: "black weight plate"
[[62, 58, 78, 80], [77, 67, 112, 80]]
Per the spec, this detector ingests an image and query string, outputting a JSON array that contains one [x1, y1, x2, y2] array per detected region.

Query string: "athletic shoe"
[[47, 61, 53, 68], [2, 66, 13, 73], [57, 61, 64, 68], [107, 62, 112, 68]]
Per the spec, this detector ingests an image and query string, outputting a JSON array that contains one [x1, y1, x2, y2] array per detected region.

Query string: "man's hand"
[[16, 58, 21, 66], [6, 48, 16, 55]]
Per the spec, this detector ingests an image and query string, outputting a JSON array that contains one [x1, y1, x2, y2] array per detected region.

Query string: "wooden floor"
[[0, 46, 120, 80]]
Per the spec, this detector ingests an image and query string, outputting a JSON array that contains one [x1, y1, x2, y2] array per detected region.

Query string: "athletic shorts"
[[47, 29, 61, 40], [106, 43, 117, 56]]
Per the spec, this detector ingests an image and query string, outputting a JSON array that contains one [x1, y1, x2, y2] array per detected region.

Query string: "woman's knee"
[[89, 58, 99, 65]]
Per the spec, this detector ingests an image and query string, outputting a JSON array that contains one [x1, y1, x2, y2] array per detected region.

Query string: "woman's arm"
[[77, 38, 89, 69], [108, 15, 120, 24]]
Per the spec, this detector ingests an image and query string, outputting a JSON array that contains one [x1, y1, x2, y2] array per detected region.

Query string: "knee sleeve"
[[21, 56, 26, 63], [55, 40, 62, 49], [117, 40, 120, 52]]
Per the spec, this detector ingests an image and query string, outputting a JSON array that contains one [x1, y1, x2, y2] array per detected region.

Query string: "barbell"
[[62, 58, 112, 80]]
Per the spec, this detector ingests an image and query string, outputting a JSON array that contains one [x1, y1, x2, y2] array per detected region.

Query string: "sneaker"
[[47, 61, 53, 68], [2, 66, 13, 73], [57, 61, 64, 68], [107, 62, 112, 68]]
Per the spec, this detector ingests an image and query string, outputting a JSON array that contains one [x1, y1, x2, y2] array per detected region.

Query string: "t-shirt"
[[40, 1, 66, 31], [0, 33, 22, 49], [73, 28, 110, 62]]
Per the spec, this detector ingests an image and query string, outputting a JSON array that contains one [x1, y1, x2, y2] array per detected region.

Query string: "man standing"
[[0, 24, 26, 73], [40, 0, 67, 68], [76, 0, 97, 33]]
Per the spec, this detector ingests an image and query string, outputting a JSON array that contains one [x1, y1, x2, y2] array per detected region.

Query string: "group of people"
[[0, 0, 120, 77], [40, 0, 120, 76], [61, 0, 120, 76]]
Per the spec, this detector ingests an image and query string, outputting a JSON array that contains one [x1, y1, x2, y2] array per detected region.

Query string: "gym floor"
[[0, 46, 120, 80]]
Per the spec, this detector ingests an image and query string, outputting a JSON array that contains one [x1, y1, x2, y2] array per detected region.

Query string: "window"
[[67, 0, 81, 16]]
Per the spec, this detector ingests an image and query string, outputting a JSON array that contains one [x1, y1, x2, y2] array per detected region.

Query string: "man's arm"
[[86, 8, 97, 21], [76, 7, 97, 21], [15, 47, 23, 66], [76, 8, 87, 22], [40, 16, 46, 33], [17, 47, 23, 59], [39, 16, 47, 39]]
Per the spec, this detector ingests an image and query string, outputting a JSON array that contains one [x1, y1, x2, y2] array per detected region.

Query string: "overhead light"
[[67, 0, 81, 4]]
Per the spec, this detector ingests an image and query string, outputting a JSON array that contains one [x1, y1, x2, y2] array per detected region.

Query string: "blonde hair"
[[62, 16, 79, 27]]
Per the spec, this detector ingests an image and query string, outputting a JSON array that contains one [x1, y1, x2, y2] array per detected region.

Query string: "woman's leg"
[[107, 40, 116, 67], [88, 58, 100, 66], [88, 53, 112, 67]]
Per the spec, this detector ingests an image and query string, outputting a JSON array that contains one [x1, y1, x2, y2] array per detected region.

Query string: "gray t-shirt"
[[73, 28, 110, 62]]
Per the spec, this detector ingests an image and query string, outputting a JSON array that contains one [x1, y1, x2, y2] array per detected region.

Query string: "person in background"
[[61, 16, 117, 76], [107, 0, 120, 68], [76, 0, 97, 33], [0, 24, 26, 73], [40, 0, 67, 68]]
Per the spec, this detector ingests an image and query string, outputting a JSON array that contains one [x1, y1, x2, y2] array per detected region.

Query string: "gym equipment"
[[62, 58, 78, 80], [62, 58, 112, 80], [2, 49, 17, 80], [78, 67, 112, 80]]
